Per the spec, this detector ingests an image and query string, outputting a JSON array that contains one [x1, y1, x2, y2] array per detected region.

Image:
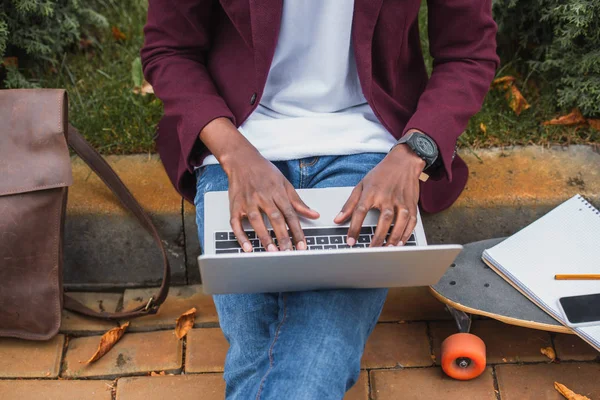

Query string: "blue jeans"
[[194, 154, 389, 399]]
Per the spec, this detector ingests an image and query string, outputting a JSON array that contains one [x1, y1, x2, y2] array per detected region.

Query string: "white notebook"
[[483, 195, 600, 352]]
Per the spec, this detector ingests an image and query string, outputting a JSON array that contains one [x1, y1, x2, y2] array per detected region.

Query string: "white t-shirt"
[[201, 0, 395, 166]]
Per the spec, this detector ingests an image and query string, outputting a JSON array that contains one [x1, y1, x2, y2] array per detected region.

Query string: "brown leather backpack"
[[0, 89, 170, 340]]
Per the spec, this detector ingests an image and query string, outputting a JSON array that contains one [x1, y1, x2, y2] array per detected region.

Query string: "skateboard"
[[430, 238, 574, 381]]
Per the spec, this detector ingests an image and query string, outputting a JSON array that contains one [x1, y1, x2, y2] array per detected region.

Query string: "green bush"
[[0, 0, 107, 87], [493, 0, 600, 117]]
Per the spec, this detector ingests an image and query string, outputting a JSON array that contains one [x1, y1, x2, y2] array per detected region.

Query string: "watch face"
[[415, 136, 435, 156]]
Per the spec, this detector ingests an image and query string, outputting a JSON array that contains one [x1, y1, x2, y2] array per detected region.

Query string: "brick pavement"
[[0, 286, 598, 399]]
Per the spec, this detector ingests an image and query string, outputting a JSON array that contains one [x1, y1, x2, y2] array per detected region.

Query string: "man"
[[142, 0, 498, 398]]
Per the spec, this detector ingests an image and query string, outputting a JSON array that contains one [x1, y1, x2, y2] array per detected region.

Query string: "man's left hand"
[[334, 143, 425, 247]]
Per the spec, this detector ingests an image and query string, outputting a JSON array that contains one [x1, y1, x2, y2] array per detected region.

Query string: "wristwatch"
[[391, 131, 439, 170]]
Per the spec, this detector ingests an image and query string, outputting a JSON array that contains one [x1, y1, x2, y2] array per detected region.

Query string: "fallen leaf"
[[480, 122, 487, 135], [506, 85, 530, 116], [79, 38, 93, 50], [543, 109, 586, 126], [2, 57, 18, 68], [587, 119, 600, 131], [540, 346, 556, 361], [132, 80, 154, 96], [554, 382, 591, 400], [150, 371, 166, 376], [111, 26, 126, 41], [492, 75, 516, 90], [175, 307, 197, 339], [86, 322, 130, 364]]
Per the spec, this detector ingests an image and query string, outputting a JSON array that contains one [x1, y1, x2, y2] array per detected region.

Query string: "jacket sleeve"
[[404, 0, 499, 181], [141, 0, 234, 171]]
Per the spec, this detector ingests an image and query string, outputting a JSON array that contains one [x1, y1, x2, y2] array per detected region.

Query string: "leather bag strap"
[[62, 124, 170, 319]]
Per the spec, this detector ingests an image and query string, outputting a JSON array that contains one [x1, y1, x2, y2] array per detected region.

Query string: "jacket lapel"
[[352, 0, 384, 98], [249, 0, 283, 88]]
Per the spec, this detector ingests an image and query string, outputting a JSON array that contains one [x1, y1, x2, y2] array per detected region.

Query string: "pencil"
[[554, 274, 600, 280]]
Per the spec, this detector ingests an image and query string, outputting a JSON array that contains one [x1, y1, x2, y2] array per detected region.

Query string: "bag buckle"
[[144, 296, 155, 312]]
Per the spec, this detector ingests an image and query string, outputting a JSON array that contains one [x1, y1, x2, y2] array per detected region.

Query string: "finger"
[[274, 195, 306, 250], [400, 199, 419, 245], [334, 184, 363, 224], [287, 185, 320, 220], [346, 198, 370, 246], [247, 208, 277, 252], [371, 204, 395, 247], [388, 206, 410, 246], [265, 205, 293, 251], [400, 213, 418, 245], [230, 212, 253, 253]]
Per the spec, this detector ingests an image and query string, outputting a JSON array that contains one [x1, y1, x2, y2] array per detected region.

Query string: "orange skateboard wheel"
[[440, 333, 486, 380]]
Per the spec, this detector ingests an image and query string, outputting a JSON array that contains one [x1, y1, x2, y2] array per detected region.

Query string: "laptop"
[[198, 187, 462, 294]]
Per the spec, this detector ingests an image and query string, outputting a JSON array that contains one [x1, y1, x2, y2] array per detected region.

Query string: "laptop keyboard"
[[214, 226, 417, 254]]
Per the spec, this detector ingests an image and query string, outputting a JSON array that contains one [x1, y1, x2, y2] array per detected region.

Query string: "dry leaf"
[[150, 371, 166, 376], [2, 57, 18, 68], [554, 382, 591, 400], [175, 307, 197, 339], [586, 119, 600, 131], [540, 346, 556, 361], [506, 85, 530, 116], [543, 109, 586, 126], [86, 322, 130, 364], [79, 38, 93, 50], [132, 80, 155, 96], [111, 26, 127, 41], [480, 122, 487, 135], [492, 75, 516, 90]]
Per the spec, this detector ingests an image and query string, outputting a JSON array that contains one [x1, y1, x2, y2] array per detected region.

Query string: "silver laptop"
[[198, 187, 462, 294]]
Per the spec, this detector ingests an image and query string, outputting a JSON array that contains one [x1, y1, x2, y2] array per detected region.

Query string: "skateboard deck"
[[430, 238, 572, 334]]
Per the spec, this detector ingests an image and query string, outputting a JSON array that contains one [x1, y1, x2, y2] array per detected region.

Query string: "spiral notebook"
[[483, 195, 600, 352]]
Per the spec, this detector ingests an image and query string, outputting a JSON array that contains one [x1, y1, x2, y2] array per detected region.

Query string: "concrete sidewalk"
[[0, 286, 598, 399], [63, 145, 600, 289]]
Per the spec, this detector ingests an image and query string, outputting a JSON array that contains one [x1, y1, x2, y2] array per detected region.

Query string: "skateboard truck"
[[446, 305, 472, 333]]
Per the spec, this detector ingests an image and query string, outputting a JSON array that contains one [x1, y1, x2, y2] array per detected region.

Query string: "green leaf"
[[131, 56, 143, 87]]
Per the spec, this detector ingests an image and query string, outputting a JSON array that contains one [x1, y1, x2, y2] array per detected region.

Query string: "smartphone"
[[558, 293, 600, 327]]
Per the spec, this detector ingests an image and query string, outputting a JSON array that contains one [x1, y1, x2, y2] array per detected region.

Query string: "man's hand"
[[334, 143, 425, 247], [200, 118, 319, 252]]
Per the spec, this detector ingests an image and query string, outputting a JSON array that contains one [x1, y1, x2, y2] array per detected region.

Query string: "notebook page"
[[483, 195, 600, 350]]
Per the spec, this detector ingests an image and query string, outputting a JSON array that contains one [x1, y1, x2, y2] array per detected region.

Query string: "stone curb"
[[63, 145, 600, 289]]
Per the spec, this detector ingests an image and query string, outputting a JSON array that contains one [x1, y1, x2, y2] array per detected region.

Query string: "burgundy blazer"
[[141, 0, 499, 213]]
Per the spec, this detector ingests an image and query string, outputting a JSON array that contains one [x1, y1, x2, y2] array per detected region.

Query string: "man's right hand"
[[199, 118, 320, 252]]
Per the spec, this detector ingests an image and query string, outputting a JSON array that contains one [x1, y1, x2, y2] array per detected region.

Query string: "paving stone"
[[379, 287, 450, 322], [496, 363, 600, 400], [430, 319, 553, 364], [0, 334, 64, 378], [370, 367, 496, 400], [345, 370, 369, 400], [62, 330, 182, 379], [362, 323, 432, 369], [121, 285, 218, 331], [116, 374, 226, 400], [553, 333, 600, 361], [0, 379, 114, 400], [60, 292, 123, 334], [185, 328, 229, 373]]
